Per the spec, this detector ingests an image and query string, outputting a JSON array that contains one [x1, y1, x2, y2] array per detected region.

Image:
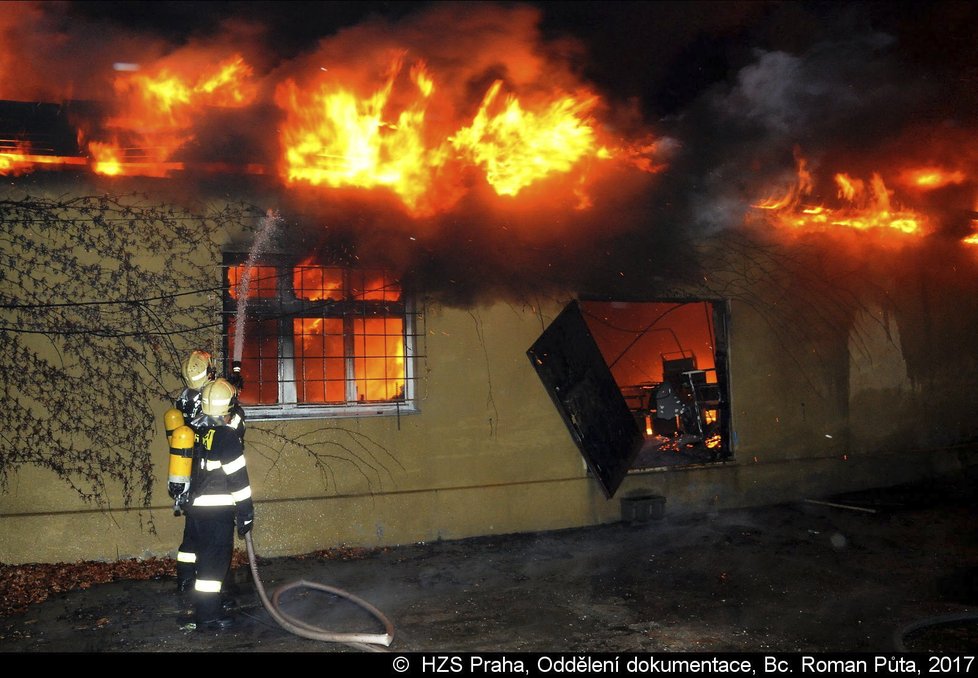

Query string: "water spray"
[[233, 210, 281, 364], [232, 209, 395, 650]]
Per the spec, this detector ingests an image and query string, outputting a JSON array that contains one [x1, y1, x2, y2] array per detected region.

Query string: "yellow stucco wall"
[[2, 293, 973, 564], [2, 188, 977, 565]]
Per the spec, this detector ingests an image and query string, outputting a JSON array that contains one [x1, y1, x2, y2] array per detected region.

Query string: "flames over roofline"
[[0, 29, 664, 219]]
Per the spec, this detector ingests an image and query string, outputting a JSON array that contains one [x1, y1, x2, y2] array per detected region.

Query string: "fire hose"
[[892, 610, 978, 652], [227, 214, 393, 649], [243, 531, 395, 651]]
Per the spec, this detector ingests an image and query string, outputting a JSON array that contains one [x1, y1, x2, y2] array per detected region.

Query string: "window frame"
[[222, 253, 420, 421]]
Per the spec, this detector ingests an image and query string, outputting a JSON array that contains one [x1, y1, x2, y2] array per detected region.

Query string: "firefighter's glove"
[[168, 482, 188, 500], [229, 404, 247, 442], [236, 510, 254, 537]]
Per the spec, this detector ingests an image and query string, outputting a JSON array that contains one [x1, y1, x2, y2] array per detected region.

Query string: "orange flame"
[[276, 56, 633, 215], [354, 317, 405, 401], [293, 260, 344, 301], [276, 58, 448, 214], [290, 262, 405, 402], [7, 44, 660, 212], [753, 153, 927, 236], [228, 264, 279, 300], [0, 139, 86, 176], [86, 55, 257, 176], [900, 166, 967, 190], [450, 80, 610, 199], [0, 140, 41, 176], [963, 208, 978, 247]]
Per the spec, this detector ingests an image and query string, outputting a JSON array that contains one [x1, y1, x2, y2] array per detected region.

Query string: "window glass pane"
[[293, 264, 344, 301], [351, 269, 401, 301], [229, 317, 279, 404], [228, 264, 278, 299], [353, 317, 405, 401], [293, 317, 345, 403]]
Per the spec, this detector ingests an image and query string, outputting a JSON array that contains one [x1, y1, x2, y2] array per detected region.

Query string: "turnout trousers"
[[185, 507, 235, 622]]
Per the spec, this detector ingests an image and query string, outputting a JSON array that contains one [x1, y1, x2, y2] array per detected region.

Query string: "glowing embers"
[[753, 153, 929, 237], [85, 54, 257, 177]]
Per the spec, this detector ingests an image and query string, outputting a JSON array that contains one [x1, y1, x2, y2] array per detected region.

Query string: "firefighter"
[[165, 350, 216, 593], [185, 377, 255, 630]]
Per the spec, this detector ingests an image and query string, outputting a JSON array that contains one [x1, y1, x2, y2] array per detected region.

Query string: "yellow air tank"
[[164, 407, 185, 445], [168, 424, 195, 486]]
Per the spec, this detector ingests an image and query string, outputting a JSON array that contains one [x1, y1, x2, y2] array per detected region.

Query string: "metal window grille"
[[222, 256, 424, 419]]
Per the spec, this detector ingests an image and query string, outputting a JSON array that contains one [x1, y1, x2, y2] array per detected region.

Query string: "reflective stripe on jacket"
[[189, 423, 253, 512]]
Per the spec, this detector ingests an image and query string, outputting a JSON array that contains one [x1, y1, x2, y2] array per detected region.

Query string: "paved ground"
[[3, 472, 978, 654]]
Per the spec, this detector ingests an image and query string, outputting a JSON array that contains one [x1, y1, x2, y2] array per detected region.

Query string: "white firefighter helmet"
[[181, 350, 214, 390], [201, 378, 236, 417]]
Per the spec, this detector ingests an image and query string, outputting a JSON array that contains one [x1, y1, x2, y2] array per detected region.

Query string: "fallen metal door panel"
[[526, 300, 642, 498]]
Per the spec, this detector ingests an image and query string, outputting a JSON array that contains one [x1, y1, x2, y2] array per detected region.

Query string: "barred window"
[[223, 256, 421, 420]]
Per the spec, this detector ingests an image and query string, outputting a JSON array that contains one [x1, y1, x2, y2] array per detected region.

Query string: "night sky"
[[50, 0, 978, 121]]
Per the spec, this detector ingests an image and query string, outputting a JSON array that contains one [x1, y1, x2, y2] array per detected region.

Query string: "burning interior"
[[224, 258, 422, 418], [580, 299, 730, 467], [527, 299, 731, 498]]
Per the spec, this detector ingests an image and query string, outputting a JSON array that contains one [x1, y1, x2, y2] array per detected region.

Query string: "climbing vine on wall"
[[0, 192, 263, 512]]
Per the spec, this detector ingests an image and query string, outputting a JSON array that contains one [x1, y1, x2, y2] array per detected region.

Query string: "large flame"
[[752, 152, 929, 236], [292, 261, 405, 402], [276, 57, 624, 215], [276, 58, 450, 214], [229, 261, 407, 404], [450, 80, 610, 200], [85, 55, 257, 177], [1, 16, 661, 212]]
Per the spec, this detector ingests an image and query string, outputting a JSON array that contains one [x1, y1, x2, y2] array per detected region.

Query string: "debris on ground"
[[0, 549, 252, 617]]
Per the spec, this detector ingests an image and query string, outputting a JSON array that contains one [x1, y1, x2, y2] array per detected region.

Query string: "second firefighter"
[[186, 377, 255, 630]]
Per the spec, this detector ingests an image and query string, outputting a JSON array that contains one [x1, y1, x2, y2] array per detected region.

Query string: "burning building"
[[2, 2, 978, 564]]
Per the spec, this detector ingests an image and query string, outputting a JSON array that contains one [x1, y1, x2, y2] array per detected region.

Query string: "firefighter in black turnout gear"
[[186, 378, 255, 630], [164, 350, 215, 592]]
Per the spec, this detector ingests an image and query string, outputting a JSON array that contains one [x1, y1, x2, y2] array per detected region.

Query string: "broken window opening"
[[223, 256, 422, 420], [580, 299, 732, 470], [528, 299, 732, 497]]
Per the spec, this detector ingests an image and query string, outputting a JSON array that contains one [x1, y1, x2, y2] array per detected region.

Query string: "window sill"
[[243, 402, 419, 422]]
